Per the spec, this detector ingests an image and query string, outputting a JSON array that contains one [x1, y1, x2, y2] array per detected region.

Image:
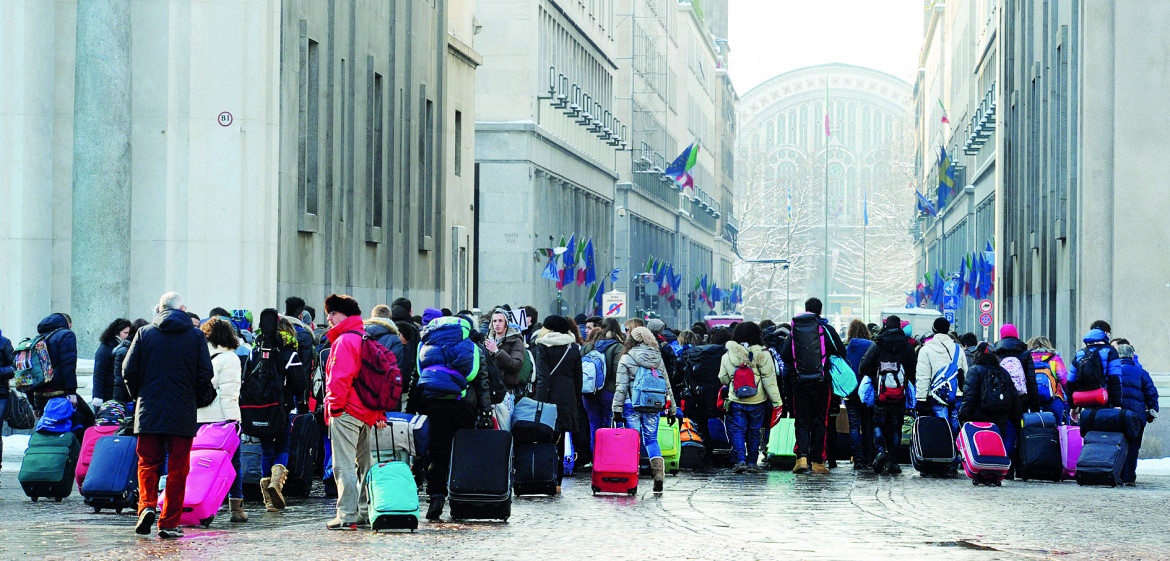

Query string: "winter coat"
[[111, 339, 132, 403], [612, 344, 675, 413], [994, 336, 1040, 411], [91, 340, 118, 402], [324, 315, 382, 426], [658, 338, 681, 399], [0, 331, 14, 398], [915, 334, 968, 405], [845, 339, 873, 379], [198, 343, 243, 423], [416, 317, 482, 401], [718, 342, 782, 407], [678, 343, 726, 415], [288, 316, 319, 381], [364, 318, 405, 364], [958, 360, 1022, 426], [1068, 329, 1125, 408], [488, 327, 526, 387], [859, 328, 918, 389], [123, 309, 214, 437], [532, 331, 583, 431], [1117, 358, 1159, 420], [778, 314, 846, 395], [34, 314, 78, 394]]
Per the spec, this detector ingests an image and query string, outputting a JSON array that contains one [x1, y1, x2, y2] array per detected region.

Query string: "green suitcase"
[[766, 418, 797, 469], [19, 431, 81, 502], [657, 420, 681, 475], [366, 460, 419, 531]]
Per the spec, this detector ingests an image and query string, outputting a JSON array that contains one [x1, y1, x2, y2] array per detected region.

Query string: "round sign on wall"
[[979, 312, 993, 327], [979, 299, 993, 313], [218, 111, 233, 127]]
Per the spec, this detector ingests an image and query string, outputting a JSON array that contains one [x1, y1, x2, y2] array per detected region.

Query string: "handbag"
[[197, 381, 218, 409], [5, 390, 36, 430], [828, 355, 858, 398], [1072, 388, 1108, 408]]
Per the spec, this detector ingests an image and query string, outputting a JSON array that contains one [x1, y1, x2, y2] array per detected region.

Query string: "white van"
[[879, 307, 943, 339]]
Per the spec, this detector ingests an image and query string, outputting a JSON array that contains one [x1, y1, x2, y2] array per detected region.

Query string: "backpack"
[[790, 314, 827, 384], [876, 361, 906, 405], [732, 357, 759, 399], [581, 349, 607, 395], [999, 356, 1028, 396], [981, 366, 1012, 414], [478, 344, 507, 405], [517, 349, 535, 387], [1073, 347, 1107, 393], [1031, 352, 1062, 403], [631, 366, 669, 412], [12, 330, 60, 392], [345, 331, 404, 413], [240, 348, 287, 438]]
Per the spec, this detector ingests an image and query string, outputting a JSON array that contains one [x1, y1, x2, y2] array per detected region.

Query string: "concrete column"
[[1077, 0, 1114, 331], [71, 0, 132, 357]]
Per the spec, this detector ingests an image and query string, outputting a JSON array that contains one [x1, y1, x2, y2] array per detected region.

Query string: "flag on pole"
[[542, 258, 559, 282], [610, 268, 623, 284], [916, 190, 936, 216], [579, 239, 595, 286], [592, 280, 605, 314], [824, 81, 831, 136], [958, 255, 969, 297], [938, 147, 955, 210], [665, 143, 700, 191], [561, 235, 577, 290], [863, 187, 869, 226], [938, 98, 950, 125]]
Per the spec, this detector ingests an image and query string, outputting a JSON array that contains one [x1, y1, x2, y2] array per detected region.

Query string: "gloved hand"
[[665, 411, 676, 426], [915, 400, 933, 417], [612, 411, 624, 426], [1149, 409, 1158, 424]]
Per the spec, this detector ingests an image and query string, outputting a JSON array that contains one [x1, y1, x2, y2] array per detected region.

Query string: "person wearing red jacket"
[[322, 294, 386, 530]]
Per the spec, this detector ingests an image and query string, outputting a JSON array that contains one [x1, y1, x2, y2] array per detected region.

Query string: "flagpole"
[[823, 77, 830, 307], [863, 185, 868, 321]]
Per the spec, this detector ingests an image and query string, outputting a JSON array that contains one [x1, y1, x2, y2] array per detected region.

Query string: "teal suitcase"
[[366, 459, 419, 531]]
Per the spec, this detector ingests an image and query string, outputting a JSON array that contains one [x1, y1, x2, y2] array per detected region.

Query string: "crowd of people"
[[0, 293, 1160, 539]]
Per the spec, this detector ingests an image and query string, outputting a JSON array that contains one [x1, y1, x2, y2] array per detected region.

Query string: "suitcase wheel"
[[200, 516, 214, 528], [591, 485, 599, 495], [93, 507, 102, 514], [115, 508, 124, 514], [30, 497, 38, 503], [669, 470, 678, 476], [626, 488, 637, 496], [55, 497, 63, 502]]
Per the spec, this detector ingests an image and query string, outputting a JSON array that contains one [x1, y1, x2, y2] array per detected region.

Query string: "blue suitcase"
[[240, 436, 264, 502], [367, 459, 419, 531], [80, 435, 138, 513], [1076, 431, 1127, 487]]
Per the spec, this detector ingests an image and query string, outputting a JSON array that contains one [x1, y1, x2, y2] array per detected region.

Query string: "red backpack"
[[732, 362, 759, 398], [345, 331, 404, 412]]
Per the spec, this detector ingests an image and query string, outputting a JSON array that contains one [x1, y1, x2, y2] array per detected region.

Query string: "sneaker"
[[852, 460, 869, 470], [157, 527, 184, 539], [745, 464, 763, 474], [871, 451, 888, 474], [732, 462, 748, 473], [887, 463, 902, 475], [135, 507, 158, 535], [326, 517, 358, 531]]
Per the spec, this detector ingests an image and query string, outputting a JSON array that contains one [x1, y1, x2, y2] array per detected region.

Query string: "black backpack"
[[980, 365, 1012, 414], [1074, 346, 1107, 393], [790, 314, 827, 384], [240, 347, 287, 438]]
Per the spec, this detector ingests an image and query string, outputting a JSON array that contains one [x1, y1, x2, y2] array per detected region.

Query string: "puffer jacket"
[[33, 313, 78, 394], [489, 327, 526, 387], [718, 342, 782, 406], [1117, 358, 1159, 419], [91, 340, 118, 402], [845, 339, 873, 378], [324, 315, 382, 426], [1068, 329, 1124, 407], [915, 334, 968, 405], [612, 344, 675, 413], [994, 336, 1040, 411], [416, 316, 481, 401], [364, 318, 405, 364], [532, 331, 582, 431], [958, 360, 1022, 426], [111, 338, 133, 403], [123, 309, 214, 437], [198, 343, 242, 423]]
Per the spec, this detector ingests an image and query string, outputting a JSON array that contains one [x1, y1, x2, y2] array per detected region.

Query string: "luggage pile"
[[1075, 409, 1140, 487], [510, 397, 559, 496]]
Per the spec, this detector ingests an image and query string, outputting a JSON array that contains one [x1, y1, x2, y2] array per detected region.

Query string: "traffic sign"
[[979, 312, 993, 326], [979, 299, 993, 313], [602, 291, 627, 318], [944, 311, 955, 323], [943, 280, 958, 297]]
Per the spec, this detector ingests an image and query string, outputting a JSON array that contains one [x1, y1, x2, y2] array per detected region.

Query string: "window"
[[298, 35, 321, 231], [369, 70, 384, 230], [419, 96, 435, 247], [454, 110, 463, 177]]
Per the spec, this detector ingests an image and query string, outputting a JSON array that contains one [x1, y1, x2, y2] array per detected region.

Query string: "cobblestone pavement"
[[2, 451, 1168, 561]]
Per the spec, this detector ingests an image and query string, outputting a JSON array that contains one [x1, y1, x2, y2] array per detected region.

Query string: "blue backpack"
[[631, 366, 669, 412], [581, 349, 607, 395]]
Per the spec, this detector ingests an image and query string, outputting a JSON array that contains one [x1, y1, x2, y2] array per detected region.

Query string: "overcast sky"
[[727, 0, 924, 95]]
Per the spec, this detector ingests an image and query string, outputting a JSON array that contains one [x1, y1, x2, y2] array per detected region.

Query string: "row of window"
[[540, 5, 615, 121], [756, 101, 900, 152]]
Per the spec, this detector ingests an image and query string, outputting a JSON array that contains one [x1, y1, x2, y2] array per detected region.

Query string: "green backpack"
[[517, 349, 535, 387], [12, 329, 61, 392]]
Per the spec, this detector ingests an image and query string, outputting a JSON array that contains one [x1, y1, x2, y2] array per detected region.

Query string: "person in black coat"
[[858, 316, 917, 474], [0, 328, 14, 473], [30, 313, 80, 415], [993, 324, 1040, 412], [531, 315, 583, 493], [122, 292, 214, 538], [958, 342, 1023, 470], [91, 318, 131, 408]]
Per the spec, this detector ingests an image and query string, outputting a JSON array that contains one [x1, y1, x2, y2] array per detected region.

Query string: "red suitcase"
[[956, 422, 1011, 486], [591, 428, 639, 496], [76, 425, 119, 490]]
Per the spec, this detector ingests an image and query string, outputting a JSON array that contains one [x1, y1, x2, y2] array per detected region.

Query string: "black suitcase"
[[1018, 422, 1062, 482], [1076, 431, 1127, 486], [448, 429, 512, 521], [513, 442, 558, 496], [284, 414, 320, 497], [910, 415, 955, 476], [1079, 409, 1140, 441], [240, 436, 264, 501], [80, 435, 139, 513]]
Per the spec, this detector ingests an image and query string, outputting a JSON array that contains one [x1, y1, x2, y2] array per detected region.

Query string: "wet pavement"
[[2, 450, 1169, 561]]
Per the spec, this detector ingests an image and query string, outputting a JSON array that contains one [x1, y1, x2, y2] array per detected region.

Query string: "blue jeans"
[[872, 406, 904, 456], [727, 402, 765, 465], [229, 445, 244, 499], [582, 390, 615, 451], [931, 402, 959, 434], [1042, 399, 1067, 424], [623, 404, 661, 459], [260, 417, 290, 475], [845, 398, 873, 464]]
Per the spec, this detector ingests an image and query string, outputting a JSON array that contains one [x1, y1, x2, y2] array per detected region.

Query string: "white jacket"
[[914, 334, 968, 403], [197, 343, 242, 423]]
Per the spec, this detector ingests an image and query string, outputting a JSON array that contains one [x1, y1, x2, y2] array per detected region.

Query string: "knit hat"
[[543, 314, 573, 335], [422, 308, 444, 325], [933, 317, 951, 334], [324, 294, 361, 318], [1000, 323, 1019, 339], [574, 313, 588, 325], [630, 326, 657, 347], [646, 318, 666, 334], [36, 397, 74, 434], [883, 315, 901, 330]]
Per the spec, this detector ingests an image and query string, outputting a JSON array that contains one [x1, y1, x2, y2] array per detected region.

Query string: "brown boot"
[[650, 457, 666, 492], [260, 477, 275, 512], [230, 498, 248, 523], [792, 457, 809, 474], [811, 462, 831, 475], [267, 464, 288, 510]]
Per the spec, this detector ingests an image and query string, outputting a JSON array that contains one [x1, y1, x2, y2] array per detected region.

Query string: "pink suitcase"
[[1059, 425, 1082, 480], [77, 425, 119, 489], [165, 422, 240, 527], [956, 422, 1011, 485], [591, 428, 640, 495]]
